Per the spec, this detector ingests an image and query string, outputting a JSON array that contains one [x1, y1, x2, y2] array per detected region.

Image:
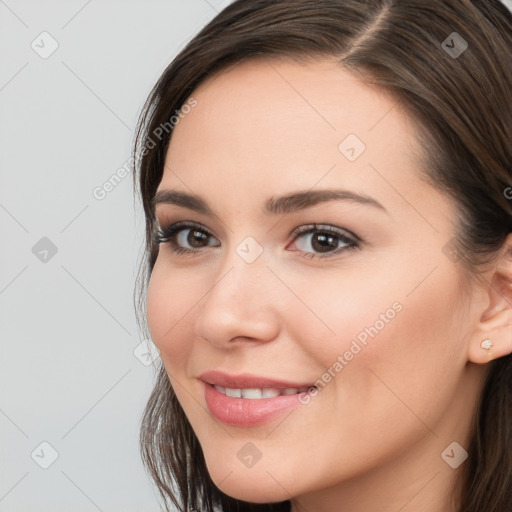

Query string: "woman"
[[133, 1, 512, 511]]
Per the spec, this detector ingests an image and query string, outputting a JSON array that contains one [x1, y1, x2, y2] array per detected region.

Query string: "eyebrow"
[[151, 188, 387, 216]]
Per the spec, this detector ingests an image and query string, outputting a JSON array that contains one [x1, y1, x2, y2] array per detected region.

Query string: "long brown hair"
[[132, 1, 512, 511]]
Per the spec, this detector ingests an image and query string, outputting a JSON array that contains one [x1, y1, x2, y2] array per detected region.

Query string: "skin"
[[146, 57, 512, 512]]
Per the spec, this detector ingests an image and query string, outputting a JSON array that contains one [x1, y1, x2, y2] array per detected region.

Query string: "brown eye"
[[155, 221, 220, 255], [179, 228, 210, 248], [288, 224, 359, 259], [309, 232, 340, 253]]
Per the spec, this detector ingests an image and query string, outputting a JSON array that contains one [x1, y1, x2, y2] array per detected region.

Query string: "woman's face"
[[146, 58, 488, 508]]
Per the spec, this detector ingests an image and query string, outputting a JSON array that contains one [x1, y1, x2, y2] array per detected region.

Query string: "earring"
[[480, 338, 493, 358]]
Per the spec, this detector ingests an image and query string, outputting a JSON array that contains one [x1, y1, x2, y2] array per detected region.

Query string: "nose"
[[193, 250, 281, 348]]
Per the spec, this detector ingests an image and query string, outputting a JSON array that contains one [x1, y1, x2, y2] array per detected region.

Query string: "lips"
[[199, 370, 317, 426], [199, 370, 315, 390]]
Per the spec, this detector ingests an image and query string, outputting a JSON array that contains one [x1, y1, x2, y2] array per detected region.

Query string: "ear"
[[468, 233, 512, 365]]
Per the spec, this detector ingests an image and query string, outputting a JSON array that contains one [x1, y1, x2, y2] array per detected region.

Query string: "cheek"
[[289, 257, 465, 410], [145, 263, 194, 363], [313, 264, 466, 438], [298, 252, 464, 367], [281, 266, 405, 367], [145, 266, 169, 346]]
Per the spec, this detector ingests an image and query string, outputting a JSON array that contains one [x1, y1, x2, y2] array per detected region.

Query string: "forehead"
[[158, 57, 448, 227], [175, 57, 415, 138], [164, 56, 421, 177]]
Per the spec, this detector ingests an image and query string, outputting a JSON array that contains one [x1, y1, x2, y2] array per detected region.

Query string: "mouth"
[[211, 384, 312, 399], [199, 369, 316, 391], [199, 370, 318, 426]]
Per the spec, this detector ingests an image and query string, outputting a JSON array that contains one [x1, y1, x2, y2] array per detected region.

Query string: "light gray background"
[[1, 1, 511, 511], [0, 1, 231, 511]]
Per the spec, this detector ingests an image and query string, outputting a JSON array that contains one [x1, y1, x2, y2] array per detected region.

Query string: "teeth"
[[214, 385, 311, 398], [241, 388, 262, 399], [262, 388, 281, 398], [225, 387, 242, 398]]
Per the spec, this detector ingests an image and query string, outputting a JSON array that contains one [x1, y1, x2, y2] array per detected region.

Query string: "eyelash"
[[153, 220, 360, 260]]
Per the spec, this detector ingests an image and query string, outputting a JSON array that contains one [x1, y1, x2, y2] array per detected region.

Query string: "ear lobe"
[[468, 309, 512, 364], [468, 236, 512, 365]]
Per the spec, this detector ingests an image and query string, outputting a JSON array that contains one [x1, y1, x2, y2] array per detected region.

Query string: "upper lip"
[[199, 370, 315, 389]]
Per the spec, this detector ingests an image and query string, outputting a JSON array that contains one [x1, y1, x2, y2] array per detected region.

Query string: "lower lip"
[[203, 382, 306, 427]]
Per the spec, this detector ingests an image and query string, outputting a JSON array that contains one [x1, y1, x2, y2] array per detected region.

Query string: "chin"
[[206, 462, 293, 504], [216, 482, 290, 505]]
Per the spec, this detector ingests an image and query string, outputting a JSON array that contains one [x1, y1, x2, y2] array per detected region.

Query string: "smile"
[[213, 385, 311, 398]]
